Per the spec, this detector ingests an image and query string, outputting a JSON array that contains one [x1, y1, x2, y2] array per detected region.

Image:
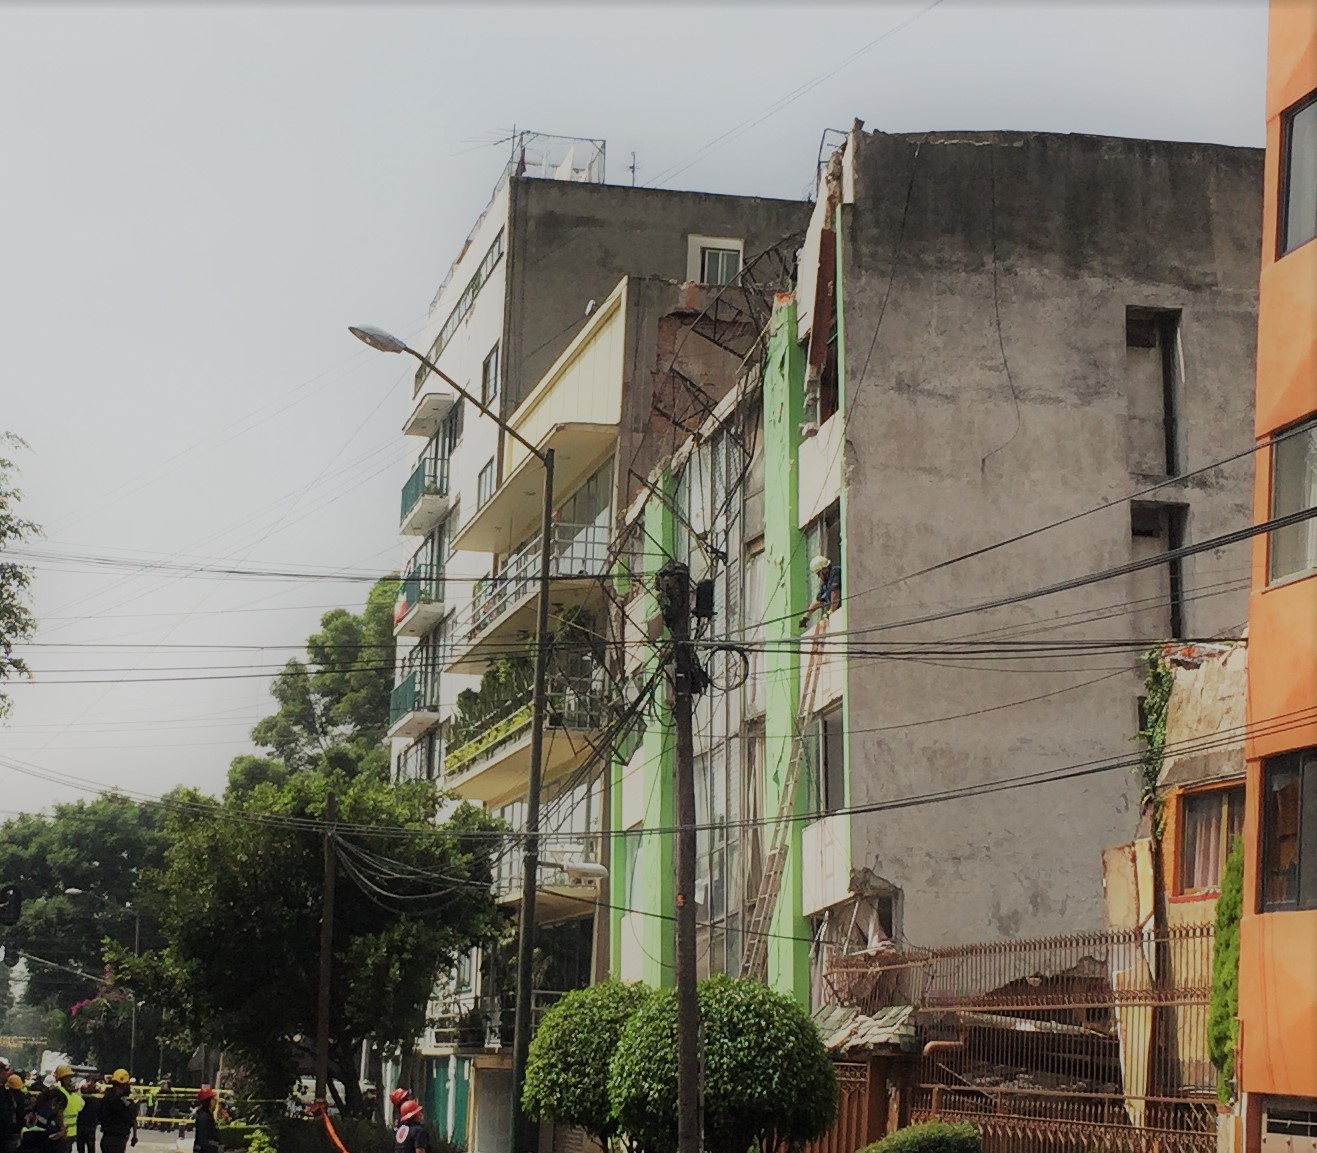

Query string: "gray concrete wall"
[[839, 130, 1262, 947], [504, 180, 809, 408]]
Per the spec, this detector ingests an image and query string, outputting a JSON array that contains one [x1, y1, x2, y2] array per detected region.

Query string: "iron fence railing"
[[400, 457, 450, 524], [389, 650, 440, 726], [453, 521, 611, 648], [824, 925, 1217, 1142]]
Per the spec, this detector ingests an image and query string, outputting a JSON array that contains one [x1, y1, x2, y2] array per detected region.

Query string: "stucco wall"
[[839, 130, 1263, 947], [505, 180, 809, 407]]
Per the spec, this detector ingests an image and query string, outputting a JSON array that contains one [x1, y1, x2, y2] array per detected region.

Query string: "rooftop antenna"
[[629, 151, 638, 187]]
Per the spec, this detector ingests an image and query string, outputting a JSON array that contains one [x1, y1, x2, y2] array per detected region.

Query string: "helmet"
[[5, 1075, 22, 1091], [54, 1066, 73, 1081], [399, 1100, 423, 1123], [197, 1088, 216, 1102], [809, 555, 832, 576], [109, 1070, 131, 1086], [388, 1088, 410, 1107]]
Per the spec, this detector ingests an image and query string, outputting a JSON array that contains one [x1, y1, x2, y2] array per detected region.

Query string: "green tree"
[[523, 981, 652, 1147], [609, 974, 838, 1153], [117, 579, 504, 1115], [251, 579, 396, 771], [0, 433, 38, 716], [1208, 838, 1244, 1104]]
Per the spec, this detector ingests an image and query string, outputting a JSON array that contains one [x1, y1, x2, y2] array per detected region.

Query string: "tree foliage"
[[0, 433, 39, 717], [608, 974, 838, 1153], [523, 981, 653, 1145], [1208, 837, 1244, 1104], [116, 580, 505, 1115]]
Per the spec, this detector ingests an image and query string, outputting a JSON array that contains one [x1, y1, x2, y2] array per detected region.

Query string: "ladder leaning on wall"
[[740, 618, 829, 981]]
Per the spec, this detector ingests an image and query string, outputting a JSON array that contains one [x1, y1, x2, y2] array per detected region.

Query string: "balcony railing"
[[388, 656, 440, 731], [429, 989, 576, 1050], [455, 520, 612, 647], [400, 457, 450, 526], [444, 683, 607, 778], [394, 563, 445, 621]]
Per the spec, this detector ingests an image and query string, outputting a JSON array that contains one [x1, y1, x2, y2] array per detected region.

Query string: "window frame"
[[1174, 783, 1245, 897], [686, 235, 744, 285], [1267, 416, 1317, 586], [1260, 747, 1317, 912], [476, 458, 496, 509], [481, 343, 500, 408], [1278, 90, 1317, 259]]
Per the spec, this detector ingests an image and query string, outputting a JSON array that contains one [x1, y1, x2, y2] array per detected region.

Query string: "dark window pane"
[[1283, 95, 1317, 254], [1263, 762, 1301, 907], [1269, 419, 1317, 583]]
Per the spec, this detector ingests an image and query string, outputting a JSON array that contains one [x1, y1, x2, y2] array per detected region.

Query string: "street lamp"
[[350, 324, 555, 1153], [63, 889, 140, 1073]]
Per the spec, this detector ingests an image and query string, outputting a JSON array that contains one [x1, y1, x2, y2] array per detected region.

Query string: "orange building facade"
[[1237, 0, 1317, 1146]]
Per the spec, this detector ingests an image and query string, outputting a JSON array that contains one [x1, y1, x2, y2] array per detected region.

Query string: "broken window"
[[1178, 786, 1244, 894], [1261, 747, 1317, 911], [1268, 417, 1317, 584], [818, 320, 840, 424], [1280, 91, 1317, 256]]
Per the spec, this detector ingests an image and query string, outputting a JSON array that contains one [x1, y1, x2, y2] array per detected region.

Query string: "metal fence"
[[823, 926, 1218, 1152]]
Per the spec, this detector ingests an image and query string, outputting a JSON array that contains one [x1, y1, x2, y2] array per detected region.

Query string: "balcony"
[[444, 520, 612, 672], [443, 685, 607, 807], [402, 389, 456, 439], [400, 458, 451, 538], [393, 564, 446, 638], [495, 835, 604, 924], [387, 666, 440, 740]]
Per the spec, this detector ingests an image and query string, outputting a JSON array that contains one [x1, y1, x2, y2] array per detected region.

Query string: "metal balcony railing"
[[397, 563, 445, 614], [389, 653, 440, 727], [457, 521, 612, 646], [443, 683, 608, 777], [400, 457, 450, 525]]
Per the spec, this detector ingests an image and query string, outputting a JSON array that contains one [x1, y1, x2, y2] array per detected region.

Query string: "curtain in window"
[[1182, 794, 1225, 891]]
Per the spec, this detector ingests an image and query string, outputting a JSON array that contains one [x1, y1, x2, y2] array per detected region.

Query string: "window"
[[481, 343, 499, 408], [439, 398, 464, 459], [1269, 418, 1317, 584], [1261, 748, 1317, 910], [1280, 92, 1317, 256], [455, 948, 474, 992], [807, 707, 845, 814], [1178, 786, 1244, 893], [477, 459, 495, 509], [805, 503, 843, 613], [686, 235, 743, 285], [1125, 307, 1181, 476], [700, 246, 741, 286]]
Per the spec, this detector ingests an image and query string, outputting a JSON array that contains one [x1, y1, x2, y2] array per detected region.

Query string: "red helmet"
[[399, 1100, 423, 1123], [388, 1088, 411, 1107], [197, 1088, 216, 1102]]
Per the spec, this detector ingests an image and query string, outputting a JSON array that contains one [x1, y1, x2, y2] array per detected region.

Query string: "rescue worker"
[[394, 1100, 428, 1153], [190, 1090, 219, 1153], [799, 554, 841, 628], [95, 1074, 135, 1153], [6, 1074, 28, 1151], [73, 1082, 98, 1153], [19, 1091, 62, 1153], [51, 1069, 81, 1153]]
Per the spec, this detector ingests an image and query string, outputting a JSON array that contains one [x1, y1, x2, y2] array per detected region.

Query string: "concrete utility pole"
[[658, 562, 701, 1153], [314, 791, 337, 1105]]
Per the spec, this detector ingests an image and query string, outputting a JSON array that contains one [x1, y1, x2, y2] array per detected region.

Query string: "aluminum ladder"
[[740, 619, 828, 980]]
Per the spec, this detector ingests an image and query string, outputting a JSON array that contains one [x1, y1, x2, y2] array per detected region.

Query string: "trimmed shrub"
[[523, 981, 652, 1145], [608, 974, 838, 1153], [861, 1120, 980, 1153], [1208, 837, 1244, 1103]]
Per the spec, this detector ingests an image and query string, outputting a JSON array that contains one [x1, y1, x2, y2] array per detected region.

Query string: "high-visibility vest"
[[55, 1086, 83, 1132]]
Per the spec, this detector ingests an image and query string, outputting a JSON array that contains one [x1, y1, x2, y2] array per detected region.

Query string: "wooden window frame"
[[1173, 782, 1244, 899]]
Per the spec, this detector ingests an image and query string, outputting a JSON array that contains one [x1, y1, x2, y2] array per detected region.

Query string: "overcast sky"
[[0, 0, 1268, 815]]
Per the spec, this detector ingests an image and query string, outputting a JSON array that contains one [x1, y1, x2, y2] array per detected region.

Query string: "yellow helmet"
[[5, 1075, 22, 1090], [54, 1065, 74, 1081], [109, 1069, 131, 1085]]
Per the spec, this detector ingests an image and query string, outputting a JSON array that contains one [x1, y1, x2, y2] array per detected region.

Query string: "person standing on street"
[[190, 1090, 219, 1153], [5, 1075, 28, 1151], [51, 1069, 81, 1153], [19, 1091, 62, 1153], [95, 1074, 135, 1153], [394, 1100, 428, 1153]]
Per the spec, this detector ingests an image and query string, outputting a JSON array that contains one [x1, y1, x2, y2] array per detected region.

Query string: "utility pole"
[[659, 562, 700, 1153], [314, 791, 338, 1105]]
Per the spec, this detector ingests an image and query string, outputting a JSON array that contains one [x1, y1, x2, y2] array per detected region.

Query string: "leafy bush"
[[1209, 838, 1244, 1103], [216, 1123, 261, 1150], [523, 981, 652, 1145], [608, 974, 838, 1153], [861, 1120, 980, 1153]]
